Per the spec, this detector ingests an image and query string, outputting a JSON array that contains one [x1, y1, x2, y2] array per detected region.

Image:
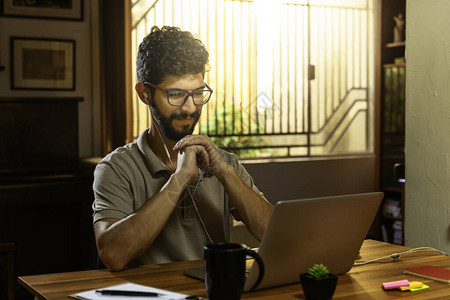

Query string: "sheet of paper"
[[71, 282, 189, 300]]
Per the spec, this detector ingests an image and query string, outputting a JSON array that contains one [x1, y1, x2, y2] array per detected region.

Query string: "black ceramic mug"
[[204, 243, 264, 300]]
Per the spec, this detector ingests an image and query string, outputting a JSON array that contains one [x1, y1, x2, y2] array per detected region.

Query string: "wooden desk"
[[19, 240, 450, 299]]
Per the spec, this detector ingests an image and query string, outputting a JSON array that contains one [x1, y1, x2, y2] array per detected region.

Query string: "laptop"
[[184, 192, 383, 292]]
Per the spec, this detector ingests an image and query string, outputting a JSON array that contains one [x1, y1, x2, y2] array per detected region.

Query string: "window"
[[131, 0, 376, 158]]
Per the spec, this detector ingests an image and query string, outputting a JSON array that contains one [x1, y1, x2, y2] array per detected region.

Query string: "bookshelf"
[[379, 0, 406, 245]]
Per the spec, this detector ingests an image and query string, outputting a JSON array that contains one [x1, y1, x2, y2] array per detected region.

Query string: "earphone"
[[143, 92, 149, 100]]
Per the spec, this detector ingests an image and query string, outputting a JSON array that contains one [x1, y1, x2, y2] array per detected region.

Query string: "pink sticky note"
[[382, 279, 410, 290]]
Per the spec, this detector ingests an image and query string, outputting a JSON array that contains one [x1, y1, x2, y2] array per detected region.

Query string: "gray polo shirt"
[[93, 129, 264, 266]]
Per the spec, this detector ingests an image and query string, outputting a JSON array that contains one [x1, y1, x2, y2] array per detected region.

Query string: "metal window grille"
[[131, 0, 376, 158]]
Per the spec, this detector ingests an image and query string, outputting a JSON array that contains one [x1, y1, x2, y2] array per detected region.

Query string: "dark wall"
[[243, 155, 380, 241], [243, 156, 377, 204], [0, 98, 97, 300]]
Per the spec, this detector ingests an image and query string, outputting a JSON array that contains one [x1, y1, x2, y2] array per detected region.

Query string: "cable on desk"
[[353, 247, 448, 266]]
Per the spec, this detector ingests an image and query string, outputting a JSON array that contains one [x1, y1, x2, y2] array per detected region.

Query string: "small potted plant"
[[299, 264, 338, 300]]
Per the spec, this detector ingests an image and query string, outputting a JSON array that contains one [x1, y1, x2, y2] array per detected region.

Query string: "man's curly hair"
[[136, 26, 209, 89]]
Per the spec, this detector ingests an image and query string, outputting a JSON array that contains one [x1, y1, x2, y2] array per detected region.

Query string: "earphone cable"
[[354, 247, 448, 266], [151, 113, 176, 170], [149, 108, 213, 243], [187, 176, 214, 244]]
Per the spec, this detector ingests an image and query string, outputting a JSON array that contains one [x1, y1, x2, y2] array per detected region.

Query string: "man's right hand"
[[175, 144, 210, 183]]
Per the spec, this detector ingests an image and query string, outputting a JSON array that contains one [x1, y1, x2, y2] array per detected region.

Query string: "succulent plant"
[[307, 264, 330, 279]]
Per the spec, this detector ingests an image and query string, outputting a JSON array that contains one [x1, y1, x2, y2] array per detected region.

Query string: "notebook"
[[184, 192, 383, 292], [403, 265, 450, 283]]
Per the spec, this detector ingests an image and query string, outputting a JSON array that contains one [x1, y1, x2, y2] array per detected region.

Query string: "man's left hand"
[[173, 135, 229, 177]]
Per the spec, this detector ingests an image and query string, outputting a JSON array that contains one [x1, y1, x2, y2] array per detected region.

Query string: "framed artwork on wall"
[[11, 37, 75, 91], [1, 0, 83, 21]]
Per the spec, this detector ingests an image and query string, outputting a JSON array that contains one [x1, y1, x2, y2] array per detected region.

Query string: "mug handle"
[[244, 248, 265, 291]]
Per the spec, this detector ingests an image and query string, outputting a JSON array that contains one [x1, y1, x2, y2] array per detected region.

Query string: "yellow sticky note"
[[399, 281, 423, 291], [410, 284, 429, 292]]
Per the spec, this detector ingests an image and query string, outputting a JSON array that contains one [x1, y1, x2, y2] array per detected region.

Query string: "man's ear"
[[135, 82, 150, 105]]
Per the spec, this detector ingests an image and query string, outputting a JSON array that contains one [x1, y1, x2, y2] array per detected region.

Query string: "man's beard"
[[150, 100, 200, 141]]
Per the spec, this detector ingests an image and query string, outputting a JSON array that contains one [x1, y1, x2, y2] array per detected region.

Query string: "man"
[[92, 26, 273, 271]]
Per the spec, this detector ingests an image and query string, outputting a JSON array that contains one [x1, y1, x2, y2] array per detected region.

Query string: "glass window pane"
[[130, 0, 375, 158]]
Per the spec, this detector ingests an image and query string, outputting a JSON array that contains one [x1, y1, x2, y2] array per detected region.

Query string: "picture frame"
[[1, 0, 83, 21], [11, 37, 75, 91]]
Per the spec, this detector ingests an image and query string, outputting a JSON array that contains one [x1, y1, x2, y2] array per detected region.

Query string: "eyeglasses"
[[144, 82, 213, 106]]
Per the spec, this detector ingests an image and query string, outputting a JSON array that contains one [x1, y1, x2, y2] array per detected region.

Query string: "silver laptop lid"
[[244, 192, 383, 292]]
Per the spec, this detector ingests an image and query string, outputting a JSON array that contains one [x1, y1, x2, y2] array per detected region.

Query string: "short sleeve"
[[92, 159, 134, 223]]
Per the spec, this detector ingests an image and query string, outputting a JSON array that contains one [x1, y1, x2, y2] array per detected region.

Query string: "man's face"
[[149, 73, 205, 141]]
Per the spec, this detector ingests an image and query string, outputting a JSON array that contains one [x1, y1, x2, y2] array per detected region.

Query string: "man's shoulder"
[[216, 148, 242, 168], [217, 148, 238, 163], [99, 142, 142, 167], [216, 147, 237, 160], [94, 142, 150, 184]]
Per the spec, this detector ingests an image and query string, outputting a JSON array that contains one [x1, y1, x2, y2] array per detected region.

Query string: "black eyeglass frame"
[[144, 82, 213, 106]]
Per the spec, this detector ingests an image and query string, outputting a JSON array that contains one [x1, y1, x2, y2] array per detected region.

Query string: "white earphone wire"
[[150, 112, 176, 170], [149, 107, 214, 244]]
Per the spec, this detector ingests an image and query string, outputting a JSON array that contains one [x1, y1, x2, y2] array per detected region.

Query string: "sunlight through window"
[[131, 0, 376, 158]]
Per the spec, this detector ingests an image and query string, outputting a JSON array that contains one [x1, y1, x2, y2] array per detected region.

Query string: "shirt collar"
[[136, 129, 169, 176], [136, 129, 206, 177]]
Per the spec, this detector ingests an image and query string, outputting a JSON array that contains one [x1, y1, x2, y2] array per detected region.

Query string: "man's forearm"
[[96, 172, 191, 271], [217, 165, 273, 240]]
